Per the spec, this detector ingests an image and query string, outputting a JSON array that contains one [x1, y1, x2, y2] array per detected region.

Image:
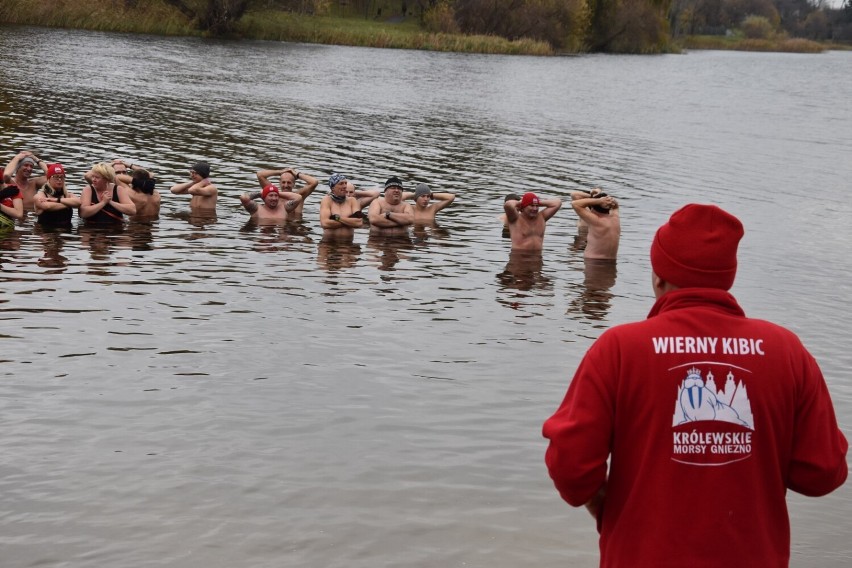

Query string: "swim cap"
[[384, 176, 403, 191], [191, 162, 211, 178], [414, 183, 431, 200], [262, 185, 279, 199], [518, 192, 540, 209], [328, 173, 347, 189]]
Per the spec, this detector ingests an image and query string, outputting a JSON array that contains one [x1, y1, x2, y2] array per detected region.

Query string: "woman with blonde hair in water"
[[80, 162, 136, 225]]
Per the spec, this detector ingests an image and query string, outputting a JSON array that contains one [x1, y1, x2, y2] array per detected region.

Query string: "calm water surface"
[[1, 26, 851, 568]]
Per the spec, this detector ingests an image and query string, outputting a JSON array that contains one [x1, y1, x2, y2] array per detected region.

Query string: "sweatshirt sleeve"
[[543, 338, 615, 507], [787, 352, 848, 496]]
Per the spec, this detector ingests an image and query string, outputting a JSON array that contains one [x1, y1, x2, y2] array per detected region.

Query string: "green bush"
[[740, 14, 775, 39], [422, 1, 459, 34]]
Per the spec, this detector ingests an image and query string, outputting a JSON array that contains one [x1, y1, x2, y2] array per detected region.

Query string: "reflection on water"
[[497, 250, 552, 294], [35, 227, 70, 270], [127, 220, 156, 252], [571, 225, 588, 253], [366, 233, 415, 271], [168, 209, 219, 230], [0, 226, 22, 253], [317, 240, 361, 272], [568, 259, 618, 321], [1, 26, 851, 568], [411, 222, 451, 245]]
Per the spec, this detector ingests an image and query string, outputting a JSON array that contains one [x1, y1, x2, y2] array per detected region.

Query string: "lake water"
[[1, 25, 850, 568]]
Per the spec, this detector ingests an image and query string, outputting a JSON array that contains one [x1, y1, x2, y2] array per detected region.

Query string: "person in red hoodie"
[[543, 203, 848, 568]]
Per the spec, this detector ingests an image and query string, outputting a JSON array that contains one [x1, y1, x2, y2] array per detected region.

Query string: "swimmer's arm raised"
[[240, 192, 259, 214]]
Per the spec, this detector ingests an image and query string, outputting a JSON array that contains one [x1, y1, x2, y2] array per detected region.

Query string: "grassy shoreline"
[[0, 1, 554, 56], [677, 35, 846, 53], [238, 12, 553, 55], [1, 1, 848, 55]]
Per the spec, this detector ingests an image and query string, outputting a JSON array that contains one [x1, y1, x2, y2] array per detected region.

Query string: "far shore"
[[1, 5, 849, 56]]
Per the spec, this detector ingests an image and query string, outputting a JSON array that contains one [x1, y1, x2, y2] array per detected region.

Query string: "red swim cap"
[[518, 192, 540, 209]]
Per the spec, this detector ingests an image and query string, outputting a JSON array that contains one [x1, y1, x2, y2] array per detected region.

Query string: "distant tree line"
[[168, 0, 852, 50], [425, 0, 852, 49], [669, 0, 852, 41]]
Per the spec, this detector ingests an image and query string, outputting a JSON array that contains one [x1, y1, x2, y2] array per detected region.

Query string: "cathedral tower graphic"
[[672, 367, 754, 429]]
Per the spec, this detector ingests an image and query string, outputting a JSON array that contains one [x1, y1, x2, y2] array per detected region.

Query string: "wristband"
[[385, 211, 392, 220], [332, 214, 340, 221]]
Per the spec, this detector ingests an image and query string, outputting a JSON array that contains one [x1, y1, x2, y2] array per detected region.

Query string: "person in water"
[[33, 163, 81, 228], [346, 181, 381, 211], [499, 193, 522, 238], [402, 183, 455, 224], [254, 166, 318, 219], [368, 176, 414, 236], [170, 161, 218, 211], [503, 192, 562, 252], [0, 173, 24, 230], [569, 188, 620, 260], [320, 173, 364, 241], [4, 151, 47, 210], [80, 163, 136, 225], [120, 169, 161, 220], [239, 184, 301, 224]]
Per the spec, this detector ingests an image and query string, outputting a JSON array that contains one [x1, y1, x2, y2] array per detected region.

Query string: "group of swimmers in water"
[[1, 150, 620, 258]]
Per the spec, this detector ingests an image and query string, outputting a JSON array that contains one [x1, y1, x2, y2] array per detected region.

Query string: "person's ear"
[[652, 272, 667, 298]]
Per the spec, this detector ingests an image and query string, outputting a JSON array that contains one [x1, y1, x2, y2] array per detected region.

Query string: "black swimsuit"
[[36, 185, 74, 227], [86, 184, 124, 225]]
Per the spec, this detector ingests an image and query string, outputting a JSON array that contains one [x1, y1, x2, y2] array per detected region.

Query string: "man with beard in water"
[[239, 184, 301, 224], [503, 192, 562, 251], [368, 176, 414, 236], [253, 166, 318, 220], [320, 173, 364, 241]]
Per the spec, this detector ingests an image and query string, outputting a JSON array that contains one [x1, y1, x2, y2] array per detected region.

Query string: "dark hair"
[[504, 193, 521, 202], [592, 192, 610, 214], [131, 169, 156, 195]]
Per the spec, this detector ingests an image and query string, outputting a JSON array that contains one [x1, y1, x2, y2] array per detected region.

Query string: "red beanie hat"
[[518, 192, 540, 209], [47, 163, 65, 177], [650, 204, 744, 290], [261, 184, 279, 199]]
